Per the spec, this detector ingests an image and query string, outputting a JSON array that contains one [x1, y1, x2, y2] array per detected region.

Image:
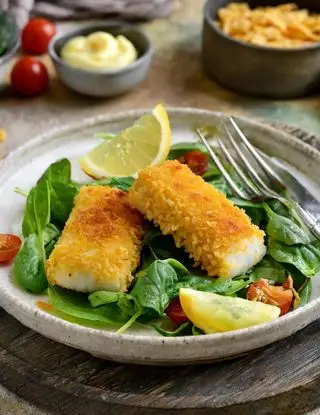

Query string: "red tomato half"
[[11, 57, 49, 97], [0, 234, 22, 263], [22, 18, 56, 55], [166, 297, 189, 325], [178, 151, 209, 175]]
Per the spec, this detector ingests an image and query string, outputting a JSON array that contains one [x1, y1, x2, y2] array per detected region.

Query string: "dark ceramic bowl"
[[202, 0, 320, 99], [49, 23, 152, 97]]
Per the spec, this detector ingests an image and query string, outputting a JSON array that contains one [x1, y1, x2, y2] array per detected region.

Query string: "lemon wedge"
[[179, 288, 280, 333], [80, 104, 171, 178]]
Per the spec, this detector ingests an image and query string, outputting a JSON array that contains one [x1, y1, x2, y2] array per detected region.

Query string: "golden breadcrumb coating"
[[47, 186, 146, 292], [128, 160, 265, 277]]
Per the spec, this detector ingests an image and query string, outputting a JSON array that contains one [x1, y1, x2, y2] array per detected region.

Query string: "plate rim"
[[0, 106, 319, 350]]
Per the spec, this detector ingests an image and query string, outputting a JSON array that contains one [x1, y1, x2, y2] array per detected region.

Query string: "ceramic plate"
[[1, 108, 320, 365]]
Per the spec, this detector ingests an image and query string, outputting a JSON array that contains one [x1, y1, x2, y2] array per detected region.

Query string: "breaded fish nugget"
[[128, 160, 266, 277], [47, 186, 146, 292]]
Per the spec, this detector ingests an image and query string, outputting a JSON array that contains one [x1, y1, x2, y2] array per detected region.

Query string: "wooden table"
[[1, 1, 320, 414]]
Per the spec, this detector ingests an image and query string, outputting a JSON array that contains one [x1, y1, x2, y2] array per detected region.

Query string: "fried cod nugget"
[[47, 186, 146, 292], [128, 160, 266, 277]]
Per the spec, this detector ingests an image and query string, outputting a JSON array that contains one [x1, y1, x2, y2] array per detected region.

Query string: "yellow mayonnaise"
[[60, 31, 138, 71]]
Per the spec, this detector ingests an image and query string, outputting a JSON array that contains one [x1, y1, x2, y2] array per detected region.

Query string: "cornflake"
[[217, 3, 320, 48]]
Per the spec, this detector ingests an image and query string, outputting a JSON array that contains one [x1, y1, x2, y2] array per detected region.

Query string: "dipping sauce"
[[60, 31, 138, 71]]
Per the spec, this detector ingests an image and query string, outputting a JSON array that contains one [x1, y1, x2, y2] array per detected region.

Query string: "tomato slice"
[[178, 150, 209, 175], [0, 234, 22, 263], [247, 277, 294, 316], [166, 297, 190, 325]]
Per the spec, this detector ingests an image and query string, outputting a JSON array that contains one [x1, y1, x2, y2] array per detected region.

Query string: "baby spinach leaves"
[[151, 322, 193, 337], [265, 204, 311, 245], [268, 238, 320, 277], [22, 179, 50, 239], [48, 286, 126, 325], [15, 159, 77, 293], [15, 179, 51, 293], [14, 234, 48, 293], [247, 256, 286, 283], [131, 260, 179, 316], [167, 142, 208, 160], [77, 176, 135, 192], [43, 223, 61, 258], [38, 158, 79, 226], [297, 279, 312, 308], [90, 176, 135, 192]]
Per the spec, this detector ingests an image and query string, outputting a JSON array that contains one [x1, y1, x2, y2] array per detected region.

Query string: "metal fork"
[[196, 118, 320, 240]]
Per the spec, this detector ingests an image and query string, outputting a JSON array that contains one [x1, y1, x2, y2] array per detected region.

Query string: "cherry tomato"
[[178, 151, 209, 175], [11, 57, 49, 97], [0, 234, 22, 263], [247, 276, 294, 316], [166, 297, 189, 325], [22, 18, 56, 55]]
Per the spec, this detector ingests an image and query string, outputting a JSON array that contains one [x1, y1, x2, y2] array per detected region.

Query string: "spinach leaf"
[[143, 227, 162, 246], [247, 256, 286, 283], [267, 199, 290, 217], [268, 238, 320, 277], [231, 198, 266, 226], [37, 159, 78, 226], [130, 260, 179, 316], [192, 325, 204, 335], [38, 158, 71, 185], [265, 204, 311, 245], [89, 291, 124, 307], [76, 176, 135, 192], [44, 224, 61, 258], [0, 12, 19, 57], [48, 286, 126, 324], [50, 181, 78, 225], [163, 258, 189, 278], [96, 177, 135, 191], [173, 275, 247, 297], [14, 234, 48, 293], [231, 199, 263, 209], [22, 179, 50, 238], [202, 167, 221, 180], [43, 223, 60, 245], [151, 322, 192, 337], [167, 142, 208, 160], [207, 175, 230, 196], [18, 179, 51, 293], [297, 279, 312, 308], [144, 230, 193, 267], [45, 240, 57, 258], [281, 264, 306, 290]]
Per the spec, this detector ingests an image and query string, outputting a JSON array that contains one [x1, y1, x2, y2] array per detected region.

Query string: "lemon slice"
[[179, 288, 280, 333], [80, 104, 171, 178]]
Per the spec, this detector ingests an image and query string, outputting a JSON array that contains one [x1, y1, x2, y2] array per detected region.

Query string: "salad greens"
[[12, 142, 320, 336], [0, 12, 18, 57]]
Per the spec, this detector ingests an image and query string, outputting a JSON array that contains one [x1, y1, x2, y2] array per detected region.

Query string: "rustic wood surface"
[[1, 306, 320, 415], [1, 125, 320, 415]]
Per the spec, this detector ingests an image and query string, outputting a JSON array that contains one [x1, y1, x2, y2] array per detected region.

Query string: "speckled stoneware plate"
[[1, 108, 320, 365]]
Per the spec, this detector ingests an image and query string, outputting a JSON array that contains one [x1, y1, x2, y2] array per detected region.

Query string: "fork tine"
[[223, 123, 277, 198], [196, 129, 249, 199], [217, 136, 261, 198], [229, 117, 286, 189]]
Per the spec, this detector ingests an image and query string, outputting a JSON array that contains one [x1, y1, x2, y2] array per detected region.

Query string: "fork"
[[196, 118, 320, 240]]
